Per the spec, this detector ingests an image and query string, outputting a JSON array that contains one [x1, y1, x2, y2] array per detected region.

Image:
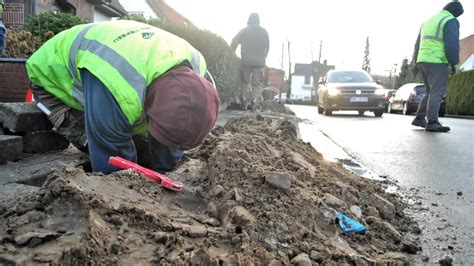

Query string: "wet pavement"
[[289, 105, 474, 264]]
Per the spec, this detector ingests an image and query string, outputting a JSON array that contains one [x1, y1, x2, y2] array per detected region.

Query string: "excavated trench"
[[0, 104, 421, 265]]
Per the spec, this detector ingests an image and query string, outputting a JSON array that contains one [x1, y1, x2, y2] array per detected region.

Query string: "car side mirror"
[[319, 80, 326, 85], [376, 79, 382, 85]]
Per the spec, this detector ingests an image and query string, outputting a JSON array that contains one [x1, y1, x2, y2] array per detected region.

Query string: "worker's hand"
[[450, 65, 459, 75]]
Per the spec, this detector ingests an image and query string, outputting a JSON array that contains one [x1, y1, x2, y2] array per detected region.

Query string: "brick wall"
[[3, 0, 95, 27], [0, 59, 29, 102], [37, 0, 94, 22], [267, 68, 287, 92], [68, 0, 94, 22]]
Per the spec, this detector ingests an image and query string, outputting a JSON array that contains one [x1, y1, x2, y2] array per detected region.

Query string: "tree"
[[395, 58, 422, 88], [407, 59, 422, 83], [395, 58, 409, 89], [362, 36, 371, 73]]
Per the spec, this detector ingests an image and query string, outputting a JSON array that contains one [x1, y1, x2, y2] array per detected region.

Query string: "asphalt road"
[[288, 105, 474, 263]]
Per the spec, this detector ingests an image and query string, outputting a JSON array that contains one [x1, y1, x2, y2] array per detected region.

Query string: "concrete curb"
[[445, 114, 474, 120]]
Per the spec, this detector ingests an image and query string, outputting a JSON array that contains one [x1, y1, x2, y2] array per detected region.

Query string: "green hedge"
[[162, 25, 240, 103], [23, 11, 86, 42], [446, 70, 474, 115]]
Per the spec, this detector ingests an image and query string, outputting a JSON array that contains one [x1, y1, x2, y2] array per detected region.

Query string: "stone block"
[[22, 130, 70, 153], [265, 172, 292, 191], [0, 148, 88, 186], [0, 102, 52, 133], [0, 135, 23, 164]]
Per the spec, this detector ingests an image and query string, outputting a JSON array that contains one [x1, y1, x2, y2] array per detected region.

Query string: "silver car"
[[317, 70, 386, 116]]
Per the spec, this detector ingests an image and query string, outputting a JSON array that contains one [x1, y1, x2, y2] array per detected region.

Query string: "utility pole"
[[318, 40, 322, 63], [392, 64, 398, 89], [311, 41, 317, 102], [279, 43, 284, 101], [281, 43, 284, 71], [287, 40, 292, 100]]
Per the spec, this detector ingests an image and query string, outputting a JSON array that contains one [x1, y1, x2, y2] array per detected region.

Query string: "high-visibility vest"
[[26, 20, 207, 134], [417, 10, 455, 64]]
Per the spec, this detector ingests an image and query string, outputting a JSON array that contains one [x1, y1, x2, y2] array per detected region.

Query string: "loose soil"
[[0, 111, 421, 265]]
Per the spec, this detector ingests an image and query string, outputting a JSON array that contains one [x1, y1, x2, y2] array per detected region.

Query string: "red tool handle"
[[108, 156, 183, 192]]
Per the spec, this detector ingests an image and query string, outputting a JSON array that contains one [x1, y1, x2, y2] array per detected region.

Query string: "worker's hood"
[[145, 65, 220, 150], [443, 1, 464, 17], [247, 13, 260, 26]]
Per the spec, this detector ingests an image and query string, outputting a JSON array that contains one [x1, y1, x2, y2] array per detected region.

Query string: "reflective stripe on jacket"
[[26, 20, 207, 134], [417, 10, 455, 64]]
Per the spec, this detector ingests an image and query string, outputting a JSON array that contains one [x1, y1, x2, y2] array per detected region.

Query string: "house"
[[290, 63, 314, 101], [460, 34, 474, 71], [2, 0, 127, 27], [290, 60, 335, 102], [118, 0, 194, 28], [118, 0, 158, 19]]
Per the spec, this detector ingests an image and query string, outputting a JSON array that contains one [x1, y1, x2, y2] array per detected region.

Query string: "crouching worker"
[[26, 20, 220, 174]]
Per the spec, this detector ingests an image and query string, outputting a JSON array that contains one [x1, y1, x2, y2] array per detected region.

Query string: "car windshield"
[[328, 71, 374, 83], [414, 86, 426, 95]]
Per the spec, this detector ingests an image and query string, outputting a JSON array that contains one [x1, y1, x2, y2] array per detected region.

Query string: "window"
[[304, 75, 311, 85], [328, 71, 373, 83], [414, 86, 426, 95]]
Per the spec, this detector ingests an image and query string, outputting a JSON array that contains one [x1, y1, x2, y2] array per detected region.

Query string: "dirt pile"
[[259, 101, 295, 115], [0, 115, 420, 264]]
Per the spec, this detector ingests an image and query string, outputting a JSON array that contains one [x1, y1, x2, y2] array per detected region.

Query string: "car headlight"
[[328, 88, 341, 96], [375, 89, 385, 96]]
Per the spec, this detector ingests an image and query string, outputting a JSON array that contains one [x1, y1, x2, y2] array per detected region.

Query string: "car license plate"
[[350, 97, 368, 102]]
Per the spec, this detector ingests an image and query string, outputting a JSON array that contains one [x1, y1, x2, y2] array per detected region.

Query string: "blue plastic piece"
[[337, 211, 366, 234]]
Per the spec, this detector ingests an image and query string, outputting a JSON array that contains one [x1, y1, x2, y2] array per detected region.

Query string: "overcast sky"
[[123, 0, 474, 76]]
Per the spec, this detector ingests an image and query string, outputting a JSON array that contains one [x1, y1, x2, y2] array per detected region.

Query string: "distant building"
[[118, 0, 194, 28], [290, 60, 335, 101], [460, 34, 474, 71], [119, 0, 157, 19], [2, 0, 127, 27], [290, 63, 314, 101], [266, 67, 286, 92]]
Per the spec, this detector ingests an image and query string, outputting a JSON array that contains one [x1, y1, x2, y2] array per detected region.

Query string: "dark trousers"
[[415, 63, 449, 123]]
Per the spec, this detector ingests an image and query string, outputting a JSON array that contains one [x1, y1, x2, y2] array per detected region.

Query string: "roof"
[[460, 34, 474, 66], [89, 0, 127, 17], [146, 0, 194, 27], [293, 63, 313, 76]]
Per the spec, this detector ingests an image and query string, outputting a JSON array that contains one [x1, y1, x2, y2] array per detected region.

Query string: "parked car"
[[273, 92, 286, 102], [387, 83, 446, 116], [273, 93, 287, 103], [383, 89, 396, 113], [317, 70, 386, 117]]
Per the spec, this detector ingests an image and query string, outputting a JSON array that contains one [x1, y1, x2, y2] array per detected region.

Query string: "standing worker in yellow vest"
[[411, 1, 463, 132], [26, 20, 220, 174]]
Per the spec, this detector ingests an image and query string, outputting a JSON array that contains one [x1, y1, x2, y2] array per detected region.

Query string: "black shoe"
[[412, 117, 427, 128], [426, 121, 450, 132]]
